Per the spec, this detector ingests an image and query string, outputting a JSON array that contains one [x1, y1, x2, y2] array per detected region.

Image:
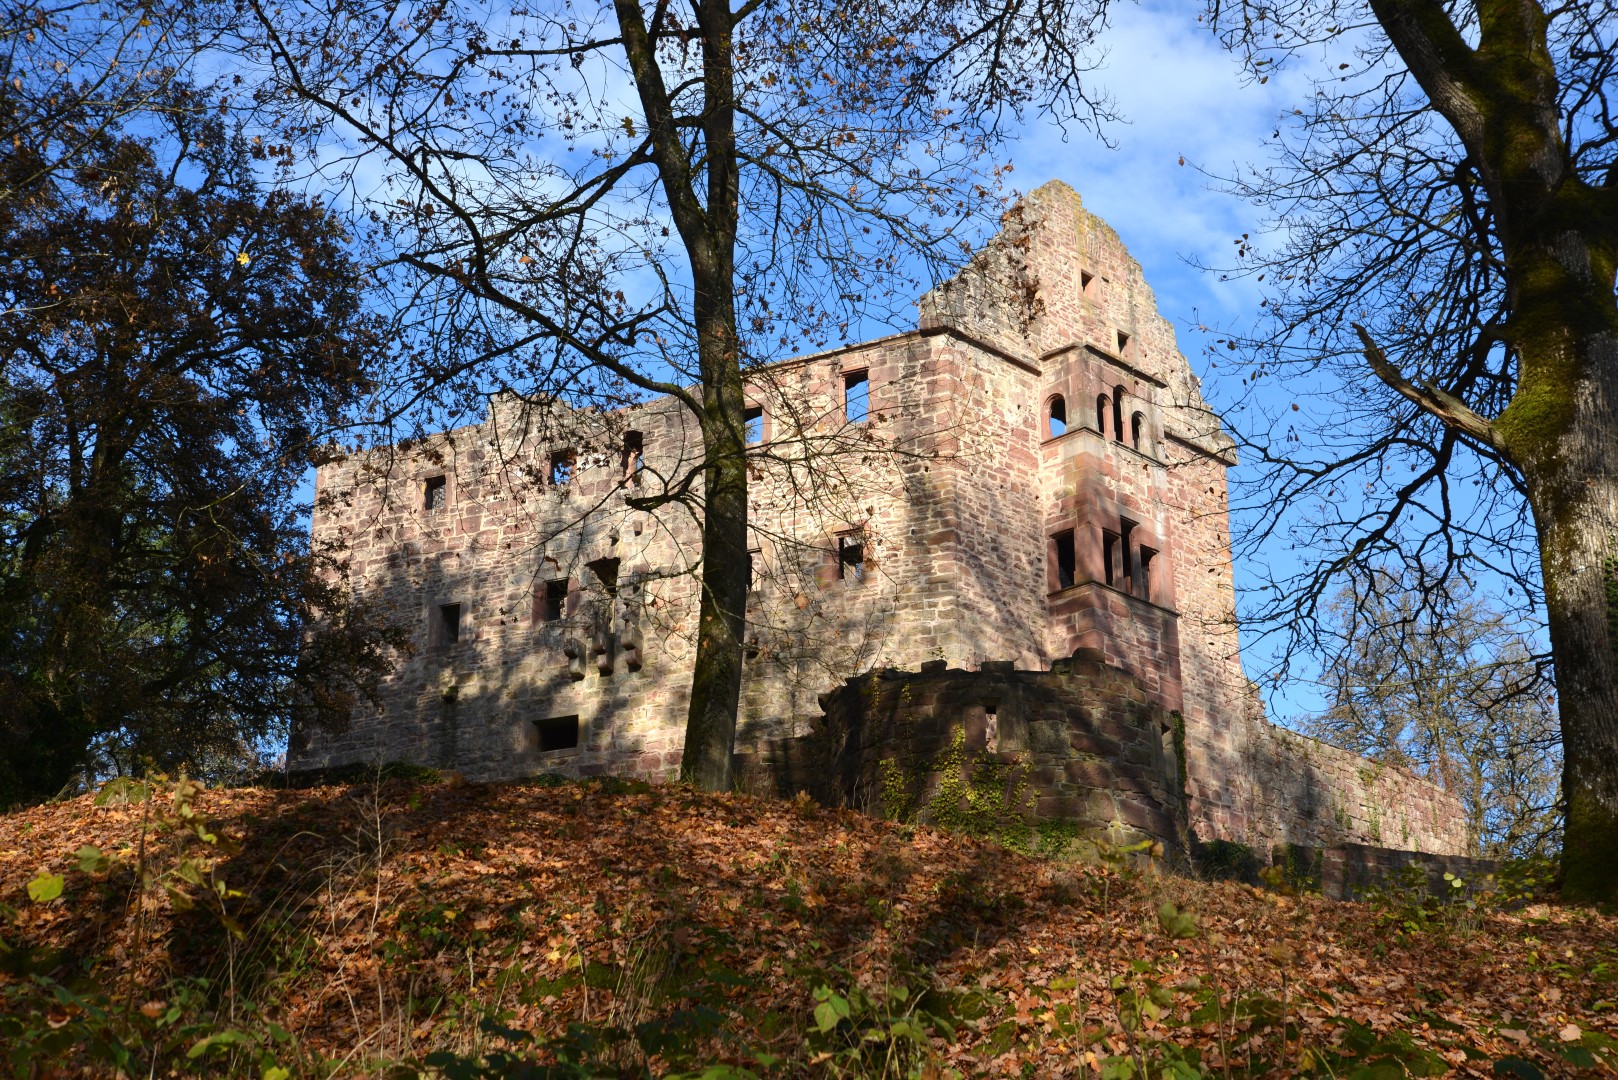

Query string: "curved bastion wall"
[[294, 180, 1474, 863]]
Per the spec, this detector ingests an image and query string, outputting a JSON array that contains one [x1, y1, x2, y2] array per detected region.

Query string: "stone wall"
[[1321, 844, 1500, 901], [735, 657, 1471, 861], [735, 655, 1189, 853]]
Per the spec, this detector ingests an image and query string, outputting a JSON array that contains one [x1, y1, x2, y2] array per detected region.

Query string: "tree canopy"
[[0, 88, 406, 802]]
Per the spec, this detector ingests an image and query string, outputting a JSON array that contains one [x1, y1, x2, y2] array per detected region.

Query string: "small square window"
[[536, 579, 568, 623], [435, 602, 462, 646], [534, 715, 580, 752], [549, 449, 575, 486], [1053, 530, 1076, 590], [844, 370, 869, 424], [837, 534, 865, 583], [744, 406, 764, 446], [424, 475, 447, 512]]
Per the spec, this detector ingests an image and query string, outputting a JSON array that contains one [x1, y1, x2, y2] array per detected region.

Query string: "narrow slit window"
[[1096, 394, 1110, 438], [1120, 519, 1137, 593], [1139, 547, 1157, 603], [844, 369, 869, 424], [744, 405, 764, 446], [1102, 531, 1119, 587], [1053, 530, 1076, 590], [435, 602, 461, 646], [549, 449, 575, 486], [424, 475, 447, 512], [1131, 412, 1145, 452], [537, 579, 568, 623], [747, 547, 762, 591], [1048, 395, 1067, 438], [621, 431, 644, 478], [837, 534, 866, 583], [1116, 330, 1131, 355], [1113, 387, 1126, 443], [535, 715, 580, 752]]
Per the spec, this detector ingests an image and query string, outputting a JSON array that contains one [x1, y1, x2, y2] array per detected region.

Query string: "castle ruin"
[[294, 182, 1472, 862]]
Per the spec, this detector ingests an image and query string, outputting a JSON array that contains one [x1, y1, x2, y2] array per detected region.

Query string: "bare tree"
[[1303, 569, 1561, 858], [1204, 0, 1618, 899], [243, 0, 1115, 789]]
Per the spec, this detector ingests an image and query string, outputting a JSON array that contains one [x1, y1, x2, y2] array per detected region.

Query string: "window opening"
[[538, 579, 567, 623], [1113, 386, 1126, 443], [1053, 530, 1076, 589], [621, 431, 644, 478], [1080, 270, 1095, 294], [844, 369, 869, 424], [1095, 394, 1110, 438], [1117, 330, 1131, 355], [424, 475, 447, 512], [1048, 395, 1067, 438], [587, 556, 620, 594], [1131, 411, 1145, 452], [985, 703, 999, 753], [435, 602, 461, 646], [837, 534, 866, 583], [744, 405, 764, 445], [1120, 519, 1137, 593], [1102, 531, 1119, 587], [747, 547, 762, 591], [549, 448, 575, 486], [535, 715, 580, 752], [1139, 547, 1157, 603]]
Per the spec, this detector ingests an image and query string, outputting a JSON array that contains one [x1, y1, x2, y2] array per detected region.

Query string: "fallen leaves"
[[0, 777, 1614, 1077]]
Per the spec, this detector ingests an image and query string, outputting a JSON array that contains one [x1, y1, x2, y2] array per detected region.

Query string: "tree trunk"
[[1519, 330, 1618, 901], [680, 292, 748, 790]]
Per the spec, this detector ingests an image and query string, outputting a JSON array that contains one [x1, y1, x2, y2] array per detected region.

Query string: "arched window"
[[1112, 386, 1126, 443], [1047, 395, 1067, 438], [1131, 412, 1145, 452], [1095, 394, 1110, 438]]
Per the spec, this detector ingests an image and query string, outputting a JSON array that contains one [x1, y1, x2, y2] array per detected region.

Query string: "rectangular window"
[[1116, 330, 1131, 355], [1120, 519, 1137, 593], [536, 579, 568, 623], [549, 449, 575, 486], [1053, 530, 1076, 590], [424, 475, 447, 512], [1080, 270, 1095, 294], [621, 431, 644, 478], [534, 715, 580, 752], [837, 534, 865, 583], [1102, 531, 1119, 587], [1138, 547, 1157, 603], [435, 602, 461, 646], [844, 370, 869, 424], [747, 547, 762, 591], [744, 406, 764, 446]]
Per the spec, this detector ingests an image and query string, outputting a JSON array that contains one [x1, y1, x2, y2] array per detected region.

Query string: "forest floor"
[[0, 774, 1614, 1078]]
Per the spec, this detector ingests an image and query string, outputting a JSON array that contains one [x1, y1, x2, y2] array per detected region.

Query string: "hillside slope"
[[0, 776, 1614, 1077]]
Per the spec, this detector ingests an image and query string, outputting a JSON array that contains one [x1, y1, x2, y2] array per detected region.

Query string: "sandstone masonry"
[[295, 181, 1472, 859]]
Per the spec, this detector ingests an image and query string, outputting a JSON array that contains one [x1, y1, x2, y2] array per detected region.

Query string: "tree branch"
[[1353, 322, 1511, 456]]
